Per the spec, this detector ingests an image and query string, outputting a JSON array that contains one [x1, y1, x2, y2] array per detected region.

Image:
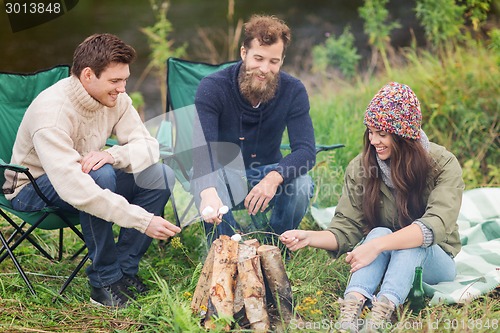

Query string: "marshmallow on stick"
[[202, 205, 229, 216]]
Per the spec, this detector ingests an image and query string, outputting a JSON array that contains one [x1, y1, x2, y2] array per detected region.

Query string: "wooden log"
[[234, 242, 258, 315], [238, 255, 270, 332], [208, 235, 239, 330], [257, 244, 294, 325], [203, 298, 217, 330], [191, 240, 217, 314], [243, 238, 260, 250]]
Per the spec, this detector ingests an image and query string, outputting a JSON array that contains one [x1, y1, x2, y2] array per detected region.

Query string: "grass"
[[1, 42, 499, 331], [1, 220, 499, 332]]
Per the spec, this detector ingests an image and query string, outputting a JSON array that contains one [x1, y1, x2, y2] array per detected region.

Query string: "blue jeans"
[[203, 163, 314, 243], [11, 163, 174, 288], [344, 227, 456, 306]]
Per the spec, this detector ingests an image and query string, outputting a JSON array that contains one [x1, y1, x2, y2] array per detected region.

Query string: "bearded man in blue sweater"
[[193, 14, 316, 243]]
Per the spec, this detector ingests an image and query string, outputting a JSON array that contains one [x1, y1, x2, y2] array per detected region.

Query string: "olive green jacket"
[[327, 142, 464, 258]]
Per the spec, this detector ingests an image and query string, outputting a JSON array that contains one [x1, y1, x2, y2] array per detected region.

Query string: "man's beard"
[[238, 63, 279, 106]]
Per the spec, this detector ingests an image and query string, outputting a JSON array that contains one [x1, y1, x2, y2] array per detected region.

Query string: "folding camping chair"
[[163, 57, 344, 229], [0, 65, 88, 297]]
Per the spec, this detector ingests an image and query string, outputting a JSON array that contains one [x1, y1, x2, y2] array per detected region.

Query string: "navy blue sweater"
[[193, 61, 315, 189]]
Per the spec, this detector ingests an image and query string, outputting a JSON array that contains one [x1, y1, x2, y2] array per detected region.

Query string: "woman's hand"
[[345, 240, 382, 273], [281, 229, 339, 252], [280, 230, 311, 251]]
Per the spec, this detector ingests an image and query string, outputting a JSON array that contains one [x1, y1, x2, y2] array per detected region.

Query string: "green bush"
[[415, 0, 466, 49], [311, 27, 361, 79], [359, 0, 401, 74]]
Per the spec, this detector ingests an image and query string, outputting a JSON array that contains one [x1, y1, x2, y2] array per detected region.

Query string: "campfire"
[[190, 235, 295, 332]]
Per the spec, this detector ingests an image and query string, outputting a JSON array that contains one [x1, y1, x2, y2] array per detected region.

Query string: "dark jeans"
[[202, 163, 314, 244], [11, 163, 174, 288]]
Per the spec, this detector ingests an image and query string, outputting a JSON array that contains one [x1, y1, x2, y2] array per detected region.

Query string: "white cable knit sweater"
[[4, 75, 160, 233]]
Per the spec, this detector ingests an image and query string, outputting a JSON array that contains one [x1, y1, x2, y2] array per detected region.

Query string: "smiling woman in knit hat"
[[281, 82, 465, 332]]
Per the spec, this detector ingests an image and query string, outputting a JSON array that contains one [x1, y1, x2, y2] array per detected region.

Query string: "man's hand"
[[244, 171, 283, 215], [81, 151, 115, 173], [145, 216, 181, 240], [199, 187, 225, 224]]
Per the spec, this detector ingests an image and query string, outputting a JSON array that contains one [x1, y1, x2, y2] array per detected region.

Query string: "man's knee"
[[164, 164, 176, 190], [280, 174, 313, 199], [136, 163, 176, 192], [88, 164, 117, 190], [156, 163, 176, 191]]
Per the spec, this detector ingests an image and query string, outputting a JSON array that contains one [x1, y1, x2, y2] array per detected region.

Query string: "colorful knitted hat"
[[364, 82, 421, 140]]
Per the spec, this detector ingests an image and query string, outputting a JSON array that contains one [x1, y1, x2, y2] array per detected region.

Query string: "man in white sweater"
[[3, 34, 180, 307]]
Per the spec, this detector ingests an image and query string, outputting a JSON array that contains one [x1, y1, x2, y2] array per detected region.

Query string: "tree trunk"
[[257, 244, 294, 325], [238, 255, 270, 332]]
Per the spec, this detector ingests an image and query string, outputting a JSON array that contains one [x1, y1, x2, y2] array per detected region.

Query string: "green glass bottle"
[[408, 266, 425, 313]]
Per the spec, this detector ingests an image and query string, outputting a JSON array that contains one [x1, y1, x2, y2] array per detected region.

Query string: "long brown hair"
[[361, 129, 431, 231]]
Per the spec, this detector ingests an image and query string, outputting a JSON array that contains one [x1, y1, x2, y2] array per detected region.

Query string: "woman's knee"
[[366, 227, 393, 239], [422, 245, 456, 284]]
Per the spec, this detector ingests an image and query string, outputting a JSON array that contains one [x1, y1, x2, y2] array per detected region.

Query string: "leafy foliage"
[[139, 0, 187, 110], [462, 0, 492, 31], [359, 0, 401, 74], [488, 27, 500, 63], [312, 27, 361, 79], [415, 0, 466, 49], [403, 42, 499, 188]]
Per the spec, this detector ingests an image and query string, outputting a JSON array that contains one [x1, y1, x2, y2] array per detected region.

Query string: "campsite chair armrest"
[[0, 158, 28, 173], [315, 144, 345, 154], [159, 144, 173, 155], [160, 151, 191, 183], [105, 137, 118, 147], [280, 144, 291, 151], [279, 143, 345, 154], [0, 159, 52, 206]]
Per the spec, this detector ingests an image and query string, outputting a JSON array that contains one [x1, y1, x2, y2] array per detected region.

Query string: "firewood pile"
[[190, 235, 295, 332]]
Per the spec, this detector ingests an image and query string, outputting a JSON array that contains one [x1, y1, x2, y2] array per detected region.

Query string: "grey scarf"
[[377, 130, 430, 189]]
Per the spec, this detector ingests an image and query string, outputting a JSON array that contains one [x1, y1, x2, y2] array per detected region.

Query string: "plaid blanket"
[[423, 187, 500, 305], [311, 187, 500, 305]]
